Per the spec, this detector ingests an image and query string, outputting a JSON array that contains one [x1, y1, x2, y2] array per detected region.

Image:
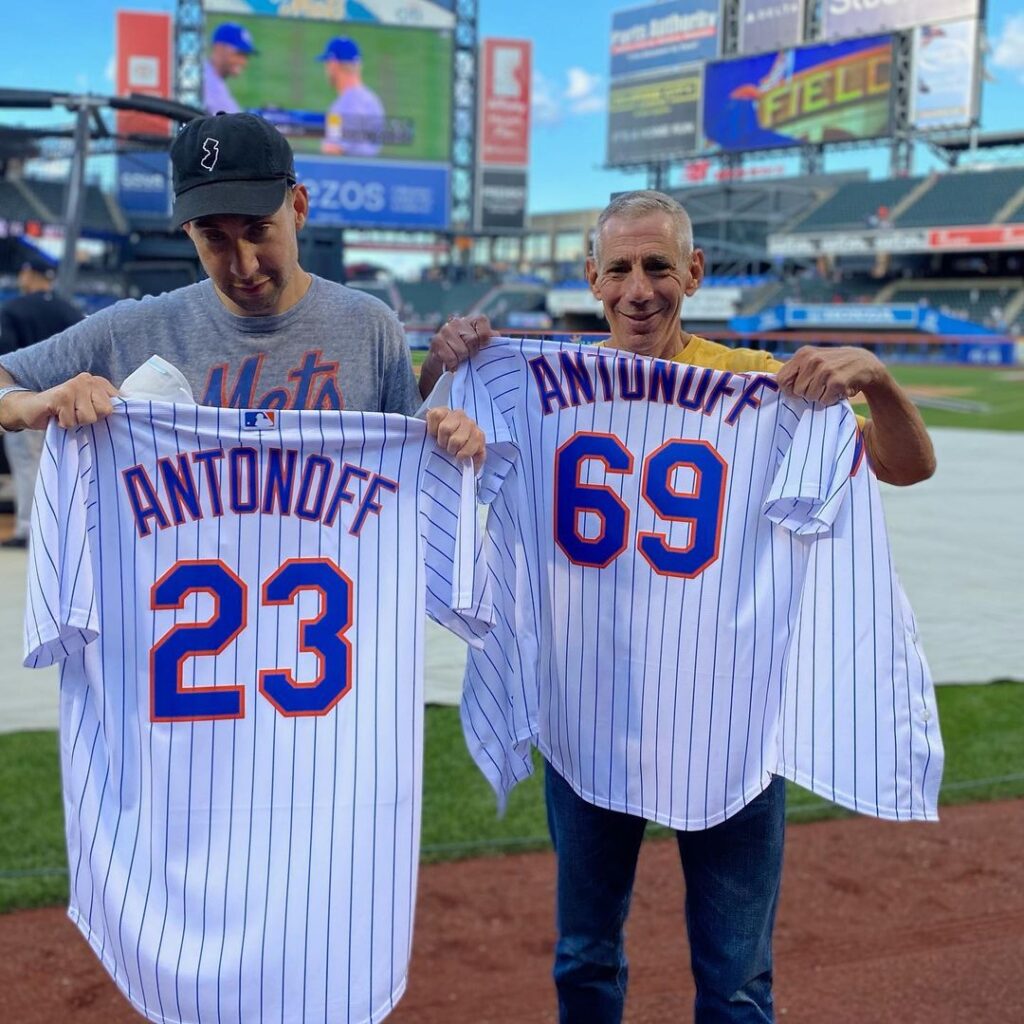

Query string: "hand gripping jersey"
[[24, 401, 491, 1024], [453, 338, 943, 830]]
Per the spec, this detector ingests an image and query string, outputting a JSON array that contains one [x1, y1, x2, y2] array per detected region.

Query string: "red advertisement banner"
[[479, 38, 532, 167], [115, 10, 174, 137]]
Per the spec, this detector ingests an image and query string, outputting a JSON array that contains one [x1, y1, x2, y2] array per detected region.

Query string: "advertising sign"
[[910, 19, 980, 129], [115, 10, 173, 137], [609, 0, 721, 79], [784, 303, 921, 328], [476, 168, 528, 231], [608, 66, 702, 164], [703, 35, 893, 153], [117, 151, 172, 218], [738, 0, 804, 56], [299, 158, 450, 230], [820, 0, 978, 43], [479, 39, 532, 166]]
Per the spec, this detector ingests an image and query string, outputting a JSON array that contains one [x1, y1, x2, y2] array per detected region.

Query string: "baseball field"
[[1, 360, 1021, 1021]]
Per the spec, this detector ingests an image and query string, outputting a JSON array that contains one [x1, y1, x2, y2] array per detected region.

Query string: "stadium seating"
[[883, 281, 1022, 327], [791, 178, 924, 233], [19, 179, 125, 236], [895, 169, 1024, 228], [396, 281, 493, 324], [0, 181, 42, 223]]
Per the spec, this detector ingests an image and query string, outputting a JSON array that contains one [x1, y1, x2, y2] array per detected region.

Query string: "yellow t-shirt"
[[672, 333, 782, 373]]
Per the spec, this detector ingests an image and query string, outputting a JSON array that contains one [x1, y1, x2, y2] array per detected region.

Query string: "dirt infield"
[[1, 798, 1022, 1023]]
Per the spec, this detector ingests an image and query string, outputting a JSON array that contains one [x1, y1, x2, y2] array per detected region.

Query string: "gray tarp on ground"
[[1, 427, 1020, 733]]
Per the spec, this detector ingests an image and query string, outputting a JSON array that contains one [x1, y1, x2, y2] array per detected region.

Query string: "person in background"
[[0, 256, 83, 547], [204, 22, 257, 115], [317, 37, 386, 157]]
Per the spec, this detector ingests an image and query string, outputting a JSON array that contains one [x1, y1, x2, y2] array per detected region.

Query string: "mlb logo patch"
[[243, 410, 276, 430]]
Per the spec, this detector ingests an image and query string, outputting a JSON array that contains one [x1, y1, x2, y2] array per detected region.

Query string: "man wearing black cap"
[[0, 257, 82, 546], [0, 112, 483, 467]]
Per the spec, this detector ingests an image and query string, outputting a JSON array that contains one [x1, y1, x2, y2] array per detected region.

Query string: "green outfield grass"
[[2, 682, 1021, 914], [208, 13, 452, 162], [874, 365, 1024, 433]]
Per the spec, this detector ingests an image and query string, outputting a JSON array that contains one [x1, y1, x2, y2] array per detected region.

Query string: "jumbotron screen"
[[204, 12, 453, 165], [703, 35, 894, 153]]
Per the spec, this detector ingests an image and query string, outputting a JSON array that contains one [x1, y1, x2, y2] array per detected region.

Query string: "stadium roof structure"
[[927, 130, 1024, 165]]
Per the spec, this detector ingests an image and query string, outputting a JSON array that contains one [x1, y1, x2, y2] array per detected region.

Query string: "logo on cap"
[[201, 138, 220, 172]]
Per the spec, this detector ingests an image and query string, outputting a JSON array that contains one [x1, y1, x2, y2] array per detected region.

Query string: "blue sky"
[[1, 1, 1022, 214]]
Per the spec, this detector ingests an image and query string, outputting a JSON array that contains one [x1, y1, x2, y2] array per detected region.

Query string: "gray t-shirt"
[[0, 275, 421, 415]]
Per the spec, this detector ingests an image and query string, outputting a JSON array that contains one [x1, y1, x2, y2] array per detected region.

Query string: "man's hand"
[[425, 407, 486, 472], [775, 346, 886, 405], [429, 314, 495, 373], [419, 314, 497, 399], [0, 373, 119, 431]]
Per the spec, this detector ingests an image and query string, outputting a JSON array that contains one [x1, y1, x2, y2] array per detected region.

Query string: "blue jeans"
[[545, 762, 785, 1024]]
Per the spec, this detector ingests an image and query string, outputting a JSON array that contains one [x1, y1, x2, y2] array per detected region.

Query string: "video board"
[[703, 34, 893, 153], [910, 19, 981, 129], [203, 4, 453, 229], [819, 0, 979, 43]]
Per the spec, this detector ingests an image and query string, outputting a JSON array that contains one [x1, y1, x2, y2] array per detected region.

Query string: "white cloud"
[[532, 71, 562, 125], [532, 66, 606, 125], [991, 14, 1024, 82], [565, 67, 606, 114]]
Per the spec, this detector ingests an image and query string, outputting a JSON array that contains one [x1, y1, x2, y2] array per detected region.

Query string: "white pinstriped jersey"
[[24, 400, 490, 1024], [454, 337, 943, 830]]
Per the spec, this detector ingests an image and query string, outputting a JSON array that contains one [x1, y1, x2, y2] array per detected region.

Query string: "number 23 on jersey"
[[150, 556, 353, 723]]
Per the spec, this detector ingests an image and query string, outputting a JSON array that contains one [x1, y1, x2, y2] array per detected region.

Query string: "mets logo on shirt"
[[243, 410, 276, 430]]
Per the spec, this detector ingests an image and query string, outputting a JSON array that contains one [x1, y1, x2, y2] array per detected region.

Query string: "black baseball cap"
[[170, 113, 296, 228]]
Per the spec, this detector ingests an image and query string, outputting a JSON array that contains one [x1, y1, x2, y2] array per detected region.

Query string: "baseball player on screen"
[[204, 22, 257, 115], [430, 190, 936, 1023], [317, 36, 386, 157]]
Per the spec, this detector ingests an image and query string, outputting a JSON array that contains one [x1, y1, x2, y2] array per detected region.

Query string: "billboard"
[[820, 0, 979, 42], [738, 0, 804, 56], [476, 168, 529, 231], [608, 66, 703, 163], [479, 39, 532, 166], [609, 0, 721, 79], [115, 10, 173, 137], [703, 35, 893, 153], [910, 19, 980, 129], [303, 160, 450, 230], [476, 38, 531, 230]]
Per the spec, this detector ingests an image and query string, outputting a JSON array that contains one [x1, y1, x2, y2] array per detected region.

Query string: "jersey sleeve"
[[762, 399, 859, 535], [775, 450, 944, 821], [448, 345, 520, 505], [420, 448, 495, 648], [23, 424, 99, 668]]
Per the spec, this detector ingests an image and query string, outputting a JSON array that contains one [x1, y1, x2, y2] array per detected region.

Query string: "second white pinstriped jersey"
[[453, 337, 943, 830], [24, 400, 490, 1024]]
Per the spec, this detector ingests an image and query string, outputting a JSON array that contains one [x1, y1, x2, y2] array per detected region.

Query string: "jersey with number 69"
[[24, 400, 490, 1024], [453, 337, 942, 830]]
